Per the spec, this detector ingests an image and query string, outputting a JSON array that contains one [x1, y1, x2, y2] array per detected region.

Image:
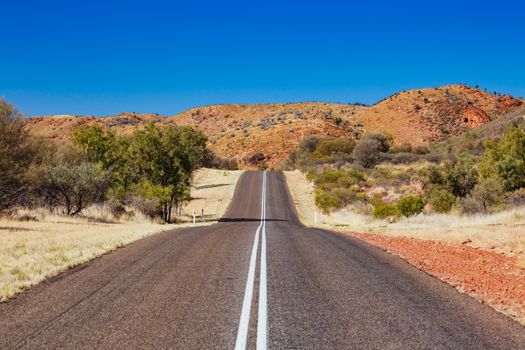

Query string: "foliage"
[[373, 203, 400, 219], [127, 123, 207, 222], [72, 125, 121, 168], [0, 100, 33, 211], [428, 187, 456, 213], [364, 132, 393, 153], [44, 163, 110, 215], [315, 137, 355, 157], [312, 170, 365, 187], [204, 150, 238, 170], [445, 154, 479, 197], [298, 135, 321, 153], [352, 139, 381, 168], [396, 195, 426, 217], [480, 126, 525, 191]]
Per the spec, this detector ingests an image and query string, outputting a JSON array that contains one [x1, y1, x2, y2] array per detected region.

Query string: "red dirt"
[[342, 231, 525, 324]]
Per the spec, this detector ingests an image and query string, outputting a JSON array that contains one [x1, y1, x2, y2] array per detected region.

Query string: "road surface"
[[1, 171, 524, 349]]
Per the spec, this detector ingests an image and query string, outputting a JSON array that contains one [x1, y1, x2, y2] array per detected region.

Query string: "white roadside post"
[[193, 211, 196, 224], [201, 208, 204, 223]]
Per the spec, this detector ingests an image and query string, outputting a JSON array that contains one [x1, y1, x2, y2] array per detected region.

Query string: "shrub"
[[44, 163, 111, 215], [480, 126, 525, 191], [446, 154, 479, 197], [458, 196, 484, 215], [373, 203, 400, 219], [413, 145, 430, 155], [299, 136, 320, 153], [387, 152, 420, 165], [471, 177, 504, 212], [204, 150, 238, 170], [247, 152, 266, 165], [364, 132, 393, 152], [459, 178, 504, 214], [316, 137, 355, 157], [397, 195, 425, 217], [390, 143, 413, 154], [428, 188, 456, 213], [353, 139, 381, 168], [506, 188, 525, 206], [0, 100, 31, 211], [315, 190, 340, 214]]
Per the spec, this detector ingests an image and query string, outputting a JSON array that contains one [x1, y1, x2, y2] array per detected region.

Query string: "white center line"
[[257, 171, 268, 350], [235, 171, 267, 350]]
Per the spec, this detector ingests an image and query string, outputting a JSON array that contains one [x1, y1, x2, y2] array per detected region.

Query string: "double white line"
[[235, 171, 268, 350]]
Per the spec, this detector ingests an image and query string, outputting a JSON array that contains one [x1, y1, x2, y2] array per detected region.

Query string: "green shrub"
[[446, 154, 479, 197], [316, 137, 355, 157], [315, 190, 341, 214], [373, 203, 400, 219], [428, 188, 456, 213], [470, 177, 504, 212], [480, 126, 525, 191], [397, 195, 425, 217]]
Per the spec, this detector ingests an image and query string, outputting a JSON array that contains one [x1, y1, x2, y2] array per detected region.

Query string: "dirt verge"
[[341, 231, 525, 325]]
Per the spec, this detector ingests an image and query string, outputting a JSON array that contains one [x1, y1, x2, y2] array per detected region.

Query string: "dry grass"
[[284, 170, 525, 265], [0, 168, 244, 301], [0, 215, 169, 301], [181, 168, 244, 222]]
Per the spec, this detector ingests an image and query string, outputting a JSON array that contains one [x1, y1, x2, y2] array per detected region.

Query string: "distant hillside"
[[23, 84, 524, 169], [170, 103, 366, 169], [355, 84, 522, 145], [432, 106, 525, 155]]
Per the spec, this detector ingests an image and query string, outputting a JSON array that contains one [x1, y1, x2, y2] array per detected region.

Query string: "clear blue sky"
[[1, 0, 524, 116]]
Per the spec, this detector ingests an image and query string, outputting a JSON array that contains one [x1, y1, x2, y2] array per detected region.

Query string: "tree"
[[480, 126, 525, 191], [44, 163, 110, 215], [72, 125, 132, 200], [353, 139, 381, 168], [446, 153, 479, 197], [0, 100, 32, 211], [127, 123, 207, 223]]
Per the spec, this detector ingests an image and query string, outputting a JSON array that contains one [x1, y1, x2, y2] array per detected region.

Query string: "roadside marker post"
[[193, 211, 196, 224], [202, 209, 204, 223]]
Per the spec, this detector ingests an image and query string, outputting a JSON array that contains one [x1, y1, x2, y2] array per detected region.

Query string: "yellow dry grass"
[[181, 168, 244, 222], [284, 170, 525, 265], [0, 216, 169, 301], [0, 168, 244, 301]]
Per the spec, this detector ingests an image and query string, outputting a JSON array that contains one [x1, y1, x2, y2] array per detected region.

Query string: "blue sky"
[[1, 0, 524, 116]]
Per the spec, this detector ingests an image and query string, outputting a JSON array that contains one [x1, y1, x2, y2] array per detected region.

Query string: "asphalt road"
[[1, 171, 525, 349]]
